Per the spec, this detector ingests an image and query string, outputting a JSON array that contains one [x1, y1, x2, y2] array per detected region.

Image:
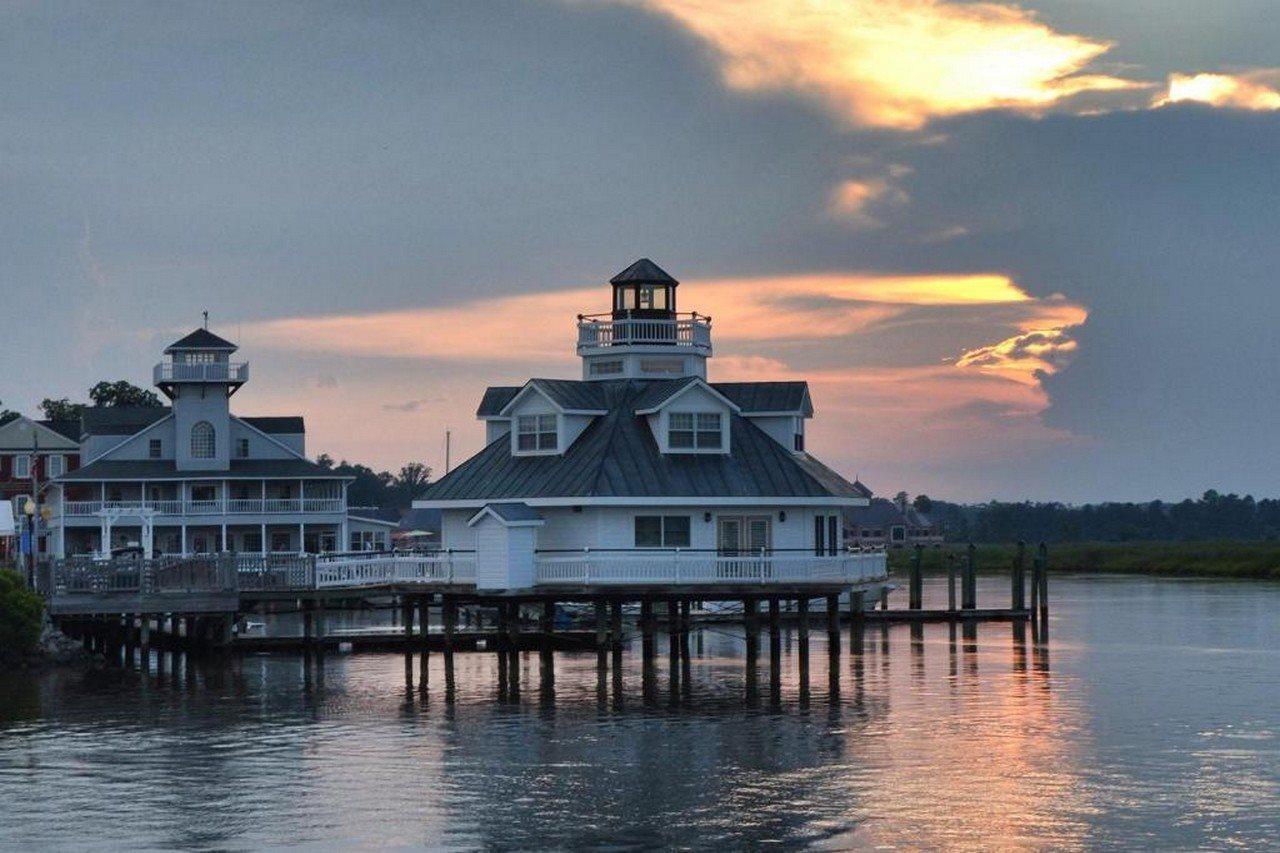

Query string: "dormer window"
[[669, 412, 722, 450], [516, 414, 557, 452]]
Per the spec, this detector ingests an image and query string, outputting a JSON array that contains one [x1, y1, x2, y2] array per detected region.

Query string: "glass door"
[[717, 516, 771, 579]]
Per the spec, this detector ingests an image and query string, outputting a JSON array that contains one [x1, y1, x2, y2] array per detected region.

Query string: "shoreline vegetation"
[[887, 541, 1280, 581]]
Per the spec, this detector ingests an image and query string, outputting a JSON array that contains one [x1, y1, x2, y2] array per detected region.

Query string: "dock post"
[[1037, 542, 1049, 622], [848, 591, 865, 655], [796, 597, 810, 696], [639, 600, 655, 687], [506, 602, 521, 696], [594, 600, 608, 655], [139, 614, 151, 666], [1013, 540, 1027, 611], [667, 597, 680, 700], [417, 595, 430, 692], [401, 596, 414, 688], [963, 543, 977, 610], [541, 599, 556, 691], [768, 598, 781, 699], [947, 553, 957, 611], [1029, 546, 1041, 617], [609, 600, 623, 654], [826, 594, 840, 656], [678, 599, 691, 663], [910, 545, 923, 610], [743, 597, 759, 660], [443, 596, 457, 694]]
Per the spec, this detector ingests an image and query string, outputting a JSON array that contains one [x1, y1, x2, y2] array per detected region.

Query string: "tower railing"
[[576, 313, 711, 353], [153, 362, 249, 384]]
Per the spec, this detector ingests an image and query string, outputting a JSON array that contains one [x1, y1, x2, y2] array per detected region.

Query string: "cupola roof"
[[609, 258, 678, 286], [164, 327, 238, 353]]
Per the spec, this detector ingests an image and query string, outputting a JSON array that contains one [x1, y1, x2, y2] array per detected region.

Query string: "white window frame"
[[663, 410, 727, 454], [45, 454, 65, 478], [236, 437, 250, 459], [13, 454, 31, 479], [149, 438, 163, 459], [634, 515, 692, 548], [191, 421, 216, 459], [514, 413, 558, 455]]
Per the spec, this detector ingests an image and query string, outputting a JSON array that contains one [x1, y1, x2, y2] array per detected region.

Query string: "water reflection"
[[1, 576, 1278, 848]]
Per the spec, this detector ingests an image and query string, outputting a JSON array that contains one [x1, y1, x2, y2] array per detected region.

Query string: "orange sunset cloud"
[[1154, 71, 1280, 111]]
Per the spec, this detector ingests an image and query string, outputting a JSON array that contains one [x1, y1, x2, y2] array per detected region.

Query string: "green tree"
[[40, 397, 85, 423], [88, 380, 162, 408], [912, 494, 934, 514], [0, 569, 44, 664], [0, 399, 19, 426]]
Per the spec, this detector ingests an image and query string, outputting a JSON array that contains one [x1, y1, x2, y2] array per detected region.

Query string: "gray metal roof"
[[844, 498, 936, 528], [419, 379, 862, 502], [56, 457, 350, 482], [630, 377, 698, 411], [38, 419, 81, 441], [521, 379, 610, 412], [609, 258, 678, 285], [477, 387, 521, 417], [240, 416, 305, 434], [81, 406, 170, 436], [713, 382, 811, 414], [165, 328, 238, 352]]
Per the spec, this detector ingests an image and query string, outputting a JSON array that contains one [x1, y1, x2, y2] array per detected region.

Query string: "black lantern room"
[[609, 258, 678, 320]]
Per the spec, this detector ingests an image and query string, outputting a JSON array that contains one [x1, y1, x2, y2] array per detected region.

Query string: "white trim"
[[497, 380, 607, 418], [466, 505, 546, 528], [59, 472, 355, 482], [346, 515, 400, 529], [231, 416, 307, 460], [82, 414, 174, 467], [635, 377, 741, 416], [419, 495, 870, 509]]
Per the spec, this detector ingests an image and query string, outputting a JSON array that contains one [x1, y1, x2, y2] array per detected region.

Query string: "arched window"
[[191, 421, 215, 458]]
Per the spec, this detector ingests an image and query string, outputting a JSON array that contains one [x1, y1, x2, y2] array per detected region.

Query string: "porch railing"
[[533, 550, 887, 586], [153, 362, 249, 384], [50, 554, 239, 595], [57, 498, 346, 517], [314, 553, 477, 589]]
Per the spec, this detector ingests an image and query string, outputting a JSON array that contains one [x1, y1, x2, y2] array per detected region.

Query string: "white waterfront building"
[[46, 327, 395, 558], [414, 259, 881, 590]]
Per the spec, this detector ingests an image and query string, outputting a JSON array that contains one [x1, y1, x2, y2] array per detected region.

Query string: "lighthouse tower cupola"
[[155, 324, 247, 471], [578, 258, 712, 380]]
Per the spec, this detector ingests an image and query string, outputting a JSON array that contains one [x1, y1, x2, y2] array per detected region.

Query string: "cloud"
[[614, 0, 1143, 129], [827, 174, 909, 227], [382, 397, 438, 413], [1154, 71, 1280, 111]]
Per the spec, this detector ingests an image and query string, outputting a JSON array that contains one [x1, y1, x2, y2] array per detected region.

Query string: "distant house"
[[47, 326, 355, 557], [0, 415, 80, 556], [844, 496, 943, 549]]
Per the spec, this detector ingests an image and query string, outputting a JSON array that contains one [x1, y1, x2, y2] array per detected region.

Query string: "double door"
[[717, 516, 772, 579]]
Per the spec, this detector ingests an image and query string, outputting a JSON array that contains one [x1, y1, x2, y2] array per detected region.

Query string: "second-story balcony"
[[57, 498, 345, 519], [153, 361, 250, 385], [576, 313, 711, 354]]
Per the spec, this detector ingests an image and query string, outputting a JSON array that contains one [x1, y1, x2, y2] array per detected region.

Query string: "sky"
[[0, 0, 1276, 503]]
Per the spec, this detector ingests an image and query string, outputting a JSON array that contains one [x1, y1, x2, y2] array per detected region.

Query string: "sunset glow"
[[1156, 71, 1280, 111]]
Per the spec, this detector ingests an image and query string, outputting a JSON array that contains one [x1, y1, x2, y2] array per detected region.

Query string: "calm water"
[[1, 575, 1278, 850]]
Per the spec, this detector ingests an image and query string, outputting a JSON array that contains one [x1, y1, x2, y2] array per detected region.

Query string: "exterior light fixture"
[[779, 510, 787, 522], [703, 512, 712, 523]]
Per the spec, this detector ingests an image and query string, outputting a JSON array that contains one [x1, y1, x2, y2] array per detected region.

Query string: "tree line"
[[919, 491, 1280, 543]]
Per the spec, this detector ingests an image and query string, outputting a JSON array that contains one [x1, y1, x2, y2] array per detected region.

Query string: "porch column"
[[180, 521, 187, 555], [220, 523, 227, 552], [260, 522, 267, 555], [142, 515, 154, 559], [339, 482, 350, 553], [298, 479, 303, 512], [298, 522, 304, 555]]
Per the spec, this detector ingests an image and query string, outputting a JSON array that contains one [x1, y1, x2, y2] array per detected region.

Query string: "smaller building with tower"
[[46, 326, 377, 558]]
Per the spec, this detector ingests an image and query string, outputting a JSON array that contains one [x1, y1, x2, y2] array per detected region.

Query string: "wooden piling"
[[594, 600, 608, 654], [609, 600, 623, 653], [1012, 540, 1027, 611], [963, 543, 977, 610], [417, 595, 429, 691], [443, 596, 457, 692], [909, 545, 923, 610], [639, 600, 655, 667], [506, 602, 521, 694], [678, 599, 691, 662], [743, 597, 759, 659], [1036, 542, 1049, 621], [797, 597, 810, 693], [947, 553, 958, 611], [826, 594, 840, 656], [848, 591, 865, 655]]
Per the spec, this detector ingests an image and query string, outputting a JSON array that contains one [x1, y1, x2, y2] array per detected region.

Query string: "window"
[[829, 516, 839, 556], [243, 531, 262, 552], [191, 421, 215, 458], [516, 414, 557, 452], [668, 412, 722, 450], [236, 438, 250, 458], [13, 454, 30, 479], [191, 485, 216, 502], [350, 531, 362, 551], [183, 352, 216, 364], [271, 532, 292, 552], [815, 515, 825, 556], [634, 515, 692, 548], [793, 431, 804, 452], [149, 438, 162, 459], [589, 360, 623, 376], [46, 455, 64, 478], [639, 357, 683, 374]]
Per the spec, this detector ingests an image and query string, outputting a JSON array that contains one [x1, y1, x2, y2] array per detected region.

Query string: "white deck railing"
[[314, 554, 477, 589], [533, 551, 887, 586], [577, 316, 712, 352], [153, 362, 249, 384], [58, 498, 345, 517]]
